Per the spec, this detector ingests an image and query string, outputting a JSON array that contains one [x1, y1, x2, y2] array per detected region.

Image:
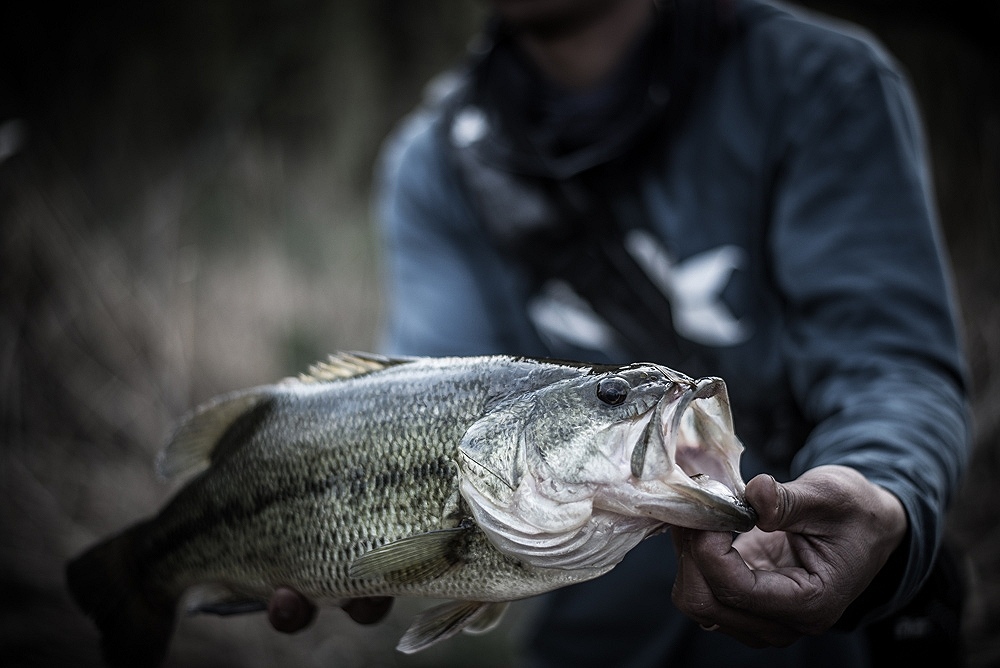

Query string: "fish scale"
[[66, 352, 755, 666]]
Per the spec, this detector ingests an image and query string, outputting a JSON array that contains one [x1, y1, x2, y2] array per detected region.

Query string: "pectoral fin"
[[349, 522, 472, 584], [396, 600, 509, 654]]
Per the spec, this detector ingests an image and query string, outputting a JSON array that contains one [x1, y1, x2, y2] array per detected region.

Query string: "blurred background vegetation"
[[1, 1, 996, 666]]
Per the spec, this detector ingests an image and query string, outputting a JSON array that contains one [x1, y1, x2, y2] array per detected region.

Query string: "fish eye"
[[596, 375, 630, 406]]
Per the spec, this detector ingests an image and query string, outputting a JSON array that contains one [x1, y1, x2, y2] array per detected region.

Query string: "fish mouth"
[[628, 375, 757, 532]]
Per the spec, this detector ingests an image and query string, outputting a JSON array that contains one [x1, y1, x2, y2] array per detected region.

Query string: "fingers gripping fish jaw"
[[459, 363, 757, 576]]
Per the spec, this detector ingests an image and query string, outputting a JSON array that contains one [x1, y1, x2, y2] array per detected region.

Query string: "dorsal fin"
[[298, 351, 411, 383], [156, 389, 269, 481]]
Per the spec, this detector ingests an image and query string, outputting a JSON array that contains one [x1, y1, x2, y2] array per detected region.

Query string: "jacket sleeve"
[[766, 31, 971, 623]]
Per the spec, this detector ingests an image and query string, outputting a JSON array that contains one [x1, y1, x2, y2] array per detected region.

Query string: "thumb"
[[746, 466, 857, 533], [745, 473, 793, 532]]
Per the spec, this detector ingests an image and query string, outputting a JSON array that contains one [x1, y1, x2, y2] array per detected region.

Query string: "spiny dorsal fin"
[[396, 600, 507, 654], [298, 351, 410, 383], [156, 389, 269, 481], [349, 521, 473, 584]]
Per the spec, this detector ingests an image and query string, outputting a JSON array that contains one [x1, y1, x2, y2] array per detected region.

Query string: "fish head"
[[458, 362, 756, 571]]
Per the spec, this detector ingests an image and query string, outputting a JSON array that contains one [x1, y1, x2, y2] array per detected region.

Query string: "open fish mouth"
[[626, 373, 757, 532]]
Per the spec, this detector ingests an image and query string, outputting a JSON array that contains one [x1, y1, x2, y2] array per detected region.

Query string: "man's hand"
[[670, 464, 907, 647], [267, 587, 394, 634]]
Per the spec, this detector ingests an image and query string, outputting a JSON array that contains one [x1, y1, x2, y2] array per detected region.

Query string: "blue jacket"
[[374, 1, 970, 664]]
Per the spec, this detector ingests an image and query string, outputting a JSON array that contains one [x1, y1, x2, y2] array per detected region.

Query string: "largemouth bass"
[[66, 352, 756, 667]]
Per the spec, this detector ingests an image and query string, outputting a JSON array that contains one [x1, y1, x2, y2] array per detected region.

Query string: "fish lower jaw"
[[598, 477, 756, 533], [666, 486, 758, 532]]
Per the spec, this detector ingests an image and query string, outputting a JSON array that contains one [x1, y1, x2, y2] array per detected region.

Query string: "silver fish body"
[[66, 353, 756, 666]]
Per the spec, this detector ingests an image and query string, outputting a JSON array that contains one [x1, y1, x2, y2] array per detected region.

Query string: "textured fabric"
[[372, 0, 970, 665]]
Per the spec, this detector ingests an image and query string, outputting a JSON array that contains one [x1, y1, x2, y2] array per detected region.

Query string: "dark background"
[[1, 1, 997, 666]]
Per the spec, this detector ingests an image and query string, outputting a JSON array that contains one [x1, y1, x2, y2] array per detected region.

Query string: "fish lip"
[[733, 496, 758, 530], [631, 375, 757, 532], [676, 481, 758, 532]]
